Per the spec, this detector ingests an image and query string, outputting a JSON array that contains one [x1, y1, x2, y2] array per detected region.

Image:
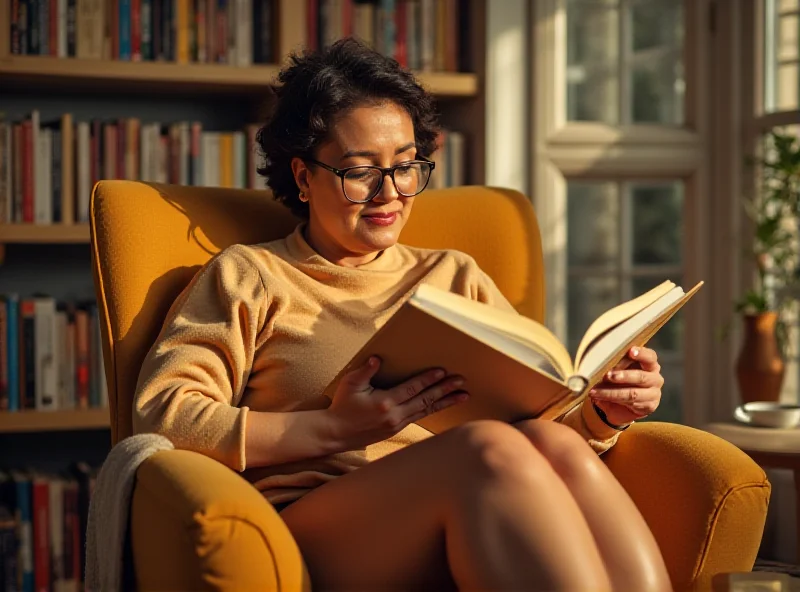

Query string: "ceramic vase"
[[735, 312, 785, 404]]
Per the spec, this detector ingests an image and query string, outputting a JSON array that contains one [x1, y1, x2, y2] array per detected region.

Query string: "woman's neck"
[[302, 224, 381, 268]]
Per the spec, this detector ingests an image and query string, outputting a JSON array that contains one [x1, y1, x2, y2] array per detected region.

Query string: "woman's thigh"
[[277, 420, 532, 591]]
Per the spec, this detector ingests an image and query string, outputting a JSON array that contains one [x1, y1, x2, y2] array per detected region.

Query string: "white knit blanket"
[[85, 433, 174, 592]]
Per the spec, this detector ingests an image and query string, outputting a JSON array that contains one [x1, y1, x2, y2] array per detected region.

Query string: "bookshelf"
[[0, 409, 109, 433], [0, 0, 488, 432], [0, 55, 479, 97], [0, 224, 90, 243]]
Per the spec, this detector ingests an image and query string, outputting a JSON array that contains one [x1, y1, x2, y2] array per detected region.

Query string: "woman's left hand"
[[588, 346, 664, 427]]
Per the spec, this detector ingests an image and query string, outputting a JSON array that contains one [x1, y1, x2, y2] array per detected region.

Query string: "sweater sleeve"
[[133, 245, 267, 472], [472, 267, 622, 453]]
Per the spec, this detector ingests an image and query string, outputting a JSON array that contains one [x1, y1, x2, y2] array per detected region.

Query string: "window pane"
[[568, 276, 620, 354], [567, 0, 620, 124], [631, 182, 683, 265], [630, 0, 685, 123], [640, 362, 682, 423], [765, 0, 799, 111], [566, 0, 685, 124], [632, 275, 685, 353], [568, 182, 619, 266]]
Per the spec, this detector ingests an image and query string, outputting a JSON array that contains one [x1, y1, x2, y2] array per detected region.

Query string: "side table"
[[706, 422, 800, 563]]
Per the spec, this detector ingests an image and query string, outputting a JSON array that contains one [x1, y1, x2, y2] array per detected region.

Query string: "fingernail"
[[434, 370, 445, 380], [589, 389, 597, 396], [453, 378, 465, 387], [614, 371, 624, 380], [631, 347, 639, 357], [607, 371, 614, 380], [458, 393, 470, 402]]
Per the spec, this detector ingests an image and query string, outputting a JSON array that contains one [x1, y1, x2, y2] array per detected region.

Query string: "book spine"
[[0, 302, 7, 412], [32, 479, 49, 592], [119, 0, 131, 60], [131, 0, 142, 60], [51, 127, 62, 223], [420, 0, 433, 71], [35, 127, 51, 224], [395, 0, 406, 65], [66, 0, 76, 56], [49, 479, 65, 591], [11, 0, 21, 54], [176, 0, 188, 62], [6, 296, 20, 412], [196, 0, 206, 62], [34, 298, 58, 411], [39, 0, 49, 55], [58, 0, 67, 56], [21, 300, 36, 410], [75, 309, 89, 409], [21, 120, 33, 223], [0, 120, 7, 224], [61, 113, 74, 225]]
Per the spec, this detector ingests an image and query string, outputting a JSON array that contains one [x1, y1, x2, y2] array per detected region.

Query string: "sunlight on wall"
[[486, 0, 529, 195]]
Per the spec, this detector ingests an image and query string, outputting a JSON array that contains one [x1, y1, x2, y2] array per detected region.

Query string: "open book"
[[323, 280, 703, 434]]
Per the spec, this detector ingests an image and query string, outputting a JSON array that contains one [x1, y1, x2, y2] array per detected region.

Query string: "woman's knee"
[[516, 420, 601, 480], [448, 420, 545, 484]]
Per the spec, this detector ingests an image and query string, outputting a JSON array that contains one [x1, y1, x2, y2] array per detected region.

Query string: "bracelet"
[[593, 403, 631, 431]]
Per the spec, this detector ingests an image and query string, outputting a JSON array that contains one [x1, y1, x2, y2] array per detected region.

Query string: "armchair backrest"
[[90, 182, 545, 444]]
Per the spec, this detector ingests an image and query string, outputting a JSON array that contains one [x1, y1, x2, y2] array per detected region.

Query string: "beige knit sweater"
[[133, 224, 623, 504]]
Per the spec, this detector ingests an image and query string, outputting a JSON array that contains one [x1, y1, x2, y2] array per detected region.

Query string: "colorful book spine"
[[119, 0, 132, 60], [6, 296, 20, 412]]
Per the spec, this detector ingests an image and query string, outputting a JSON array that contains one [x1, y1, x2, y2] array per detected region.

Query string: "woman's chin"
[[357, 225, 402, 251]]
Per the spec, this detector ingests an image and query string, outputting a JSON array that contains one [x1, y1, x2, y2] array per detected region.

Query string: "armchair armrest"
[[603, 422, 771, 592], [130, 449, 310, 591]]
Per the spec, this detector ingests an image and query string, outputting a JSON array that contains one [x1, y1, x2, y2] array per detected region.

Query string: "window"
[[532, 0, 708, 425], [566, 0, 684, 125], [566, 181, 684, 422], [764, 0, 799, 112]]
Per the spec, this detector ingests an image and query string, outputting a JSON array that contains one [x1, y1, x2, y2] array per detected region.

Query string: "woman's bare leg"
[[516, 419, 672, 592], [279, 420, 611, 591]]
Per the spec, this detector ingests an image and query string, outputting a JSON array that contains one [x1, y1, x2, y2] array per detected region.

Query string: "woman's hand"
[[326, 356, 469, 450], [588, 346, 664, 427]]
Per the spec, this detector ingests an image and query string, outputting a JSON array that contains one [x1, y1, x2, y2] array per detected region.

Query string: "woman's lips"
[[363, 212, 398, 226]]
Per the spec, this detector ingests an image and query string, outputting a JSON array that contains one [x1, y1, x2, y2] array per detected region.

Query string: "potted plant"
[[734, 130, 800, 404]]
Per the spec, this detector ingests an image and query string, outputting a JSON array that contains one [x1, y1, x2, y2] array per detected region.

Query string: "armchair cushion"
[[130, 449, 309, 591], [604, 422, 771, 591]]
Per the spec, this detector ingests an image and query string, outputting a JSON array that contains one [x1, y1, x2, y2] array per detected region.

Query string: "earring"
[[299, 191, 308, 202]]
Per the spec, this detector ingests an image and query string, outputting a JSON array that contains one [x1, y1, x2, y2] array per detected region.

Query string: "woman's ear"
[[291, 157, 311, 194]]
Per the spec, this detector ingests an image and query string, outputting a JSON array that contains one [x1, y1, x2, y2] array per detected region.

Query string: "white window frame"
[[530, 0, 714, 426]]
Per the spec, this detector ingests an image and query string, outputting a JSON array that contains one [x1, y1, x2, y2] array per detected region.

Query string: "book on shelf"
[[307, 0, 468, 73], [9, 0, 277, 65], [0, 112, 263, 225], [0, 463, 98, 592], [323, 279, 703, 434], [0, 295, 108, 414]]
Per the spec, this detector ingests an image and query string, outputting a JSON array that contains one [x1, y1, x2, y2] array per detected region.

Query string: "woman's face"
[[291, 102, 419, 267]]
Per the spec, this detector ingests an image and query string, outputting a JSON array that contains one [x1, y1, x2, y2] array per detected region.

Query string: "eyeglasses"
[[305, 157, 435, 204]]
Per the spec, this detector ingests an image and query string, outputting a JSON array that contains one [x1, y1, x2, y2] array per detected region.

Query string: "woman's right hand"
[[325, 356, 469, 450]]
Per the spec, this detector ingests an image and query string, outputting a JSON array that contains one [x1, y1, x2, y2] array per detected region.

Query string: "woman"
[[134, 38, 670, 591]]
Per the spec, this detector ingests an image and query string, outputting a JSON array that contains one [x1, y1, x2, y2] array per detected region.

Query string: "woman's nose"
[[372, 172, 400, 203]]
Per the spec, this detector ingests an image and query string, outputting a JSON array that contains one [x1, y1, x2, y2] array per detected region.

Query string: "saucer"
[[734, 402, 800, 429]]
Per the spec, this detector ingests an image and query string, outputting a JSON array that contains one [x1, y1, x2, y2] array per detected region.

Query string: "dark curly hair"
[[256, 37, 441, 219]]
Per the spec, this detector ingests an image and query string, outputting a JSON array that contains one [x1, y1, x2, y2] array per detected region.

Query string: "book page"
[[576, 286, 685, 378], [416, 300, 564, 379], [412, 284, 574, 377], [574, 280, 676, 367]]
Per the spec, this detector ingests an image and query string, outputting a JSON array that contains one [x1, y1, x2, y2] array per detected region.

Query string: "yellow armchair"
[[91, 181, 770, 591]]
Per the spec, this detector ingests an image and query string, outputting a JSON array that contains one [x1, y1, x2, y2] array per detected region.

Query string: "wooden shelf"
[[0, 409, 110, 433], [0, 56, 479, 98], [0, 224, 90, 244]]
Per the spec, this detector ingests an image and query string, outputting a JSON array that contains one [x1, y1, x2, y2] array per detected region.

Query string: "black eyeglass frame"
[[305, 156, 436, 203]]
